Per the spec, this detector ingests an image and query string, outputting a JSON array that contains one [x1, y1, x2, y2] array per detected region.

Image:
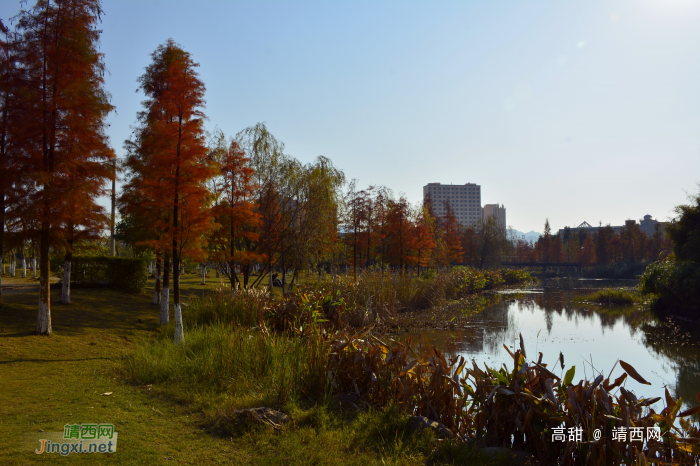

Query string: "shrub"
[[640, 258, 700, 316], [53, 255, 148, 293], [585, 261, 651, 279]]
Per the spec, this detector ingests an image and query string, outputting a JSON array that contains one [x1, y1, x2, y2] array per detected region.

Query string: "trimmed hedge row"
[[52, 256, 148, 293]]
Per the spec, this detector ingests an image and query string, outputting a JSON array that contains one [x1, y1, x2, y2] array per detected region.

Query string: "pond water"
[[405, 283, 700, 409]]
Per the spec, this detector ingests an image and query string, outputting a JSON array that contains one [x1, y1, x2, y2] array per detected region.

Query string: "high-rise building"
[[423, 182, 482, 226], [483, 204, 506, 228]]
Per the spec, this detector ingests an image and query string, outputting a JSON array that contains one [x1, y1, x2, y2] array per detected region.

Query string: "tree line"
[[510, 219, 670, 266], [0, 1, 514, 339]]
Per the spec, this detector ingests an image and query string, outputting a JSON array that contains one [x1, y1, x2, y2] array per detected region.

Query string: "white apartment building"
[[423, 183, 482, 226], [483, 204, 506, 228]]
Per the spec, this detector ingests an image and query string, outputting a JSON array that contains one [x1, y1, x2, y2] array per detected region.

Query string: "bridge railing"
[[497, 257, 581, 266]]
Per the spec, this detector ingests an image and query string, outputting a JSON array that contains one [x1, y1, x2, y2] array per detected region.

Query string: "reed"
[[186, 287, 271, 328], [124, 323, 329, 405]]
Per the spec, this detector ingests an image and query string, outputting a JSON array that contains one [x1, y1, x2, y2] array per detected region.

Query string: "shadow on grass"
[[0, 287, 159, 338], [0, 357, 111, 364]]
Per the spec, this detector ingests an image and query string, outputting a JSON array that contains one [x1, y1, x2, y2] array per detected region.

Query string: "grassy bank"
[[0, 275, 499, 465], [125, 279, 699, 466]]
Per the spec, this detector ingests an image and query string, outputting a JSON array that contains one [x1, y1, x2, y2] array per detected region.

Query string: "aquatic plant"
[[327, 329, 700, 465], [575, 288, 639, 306]]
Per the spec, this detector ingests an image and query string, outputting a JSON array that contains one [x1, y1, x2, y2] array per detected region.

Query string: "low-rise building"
[[557, 215, 665, 237]]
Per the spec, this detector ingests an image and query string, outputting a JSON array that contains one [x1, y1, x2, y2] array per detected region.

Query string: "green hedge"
[[52, 256, 148, 293]]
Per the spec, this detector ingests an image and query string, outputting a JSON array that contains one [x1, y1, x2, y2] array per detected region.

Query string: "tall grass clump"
[[124, 324, 329, 404], [576, 288, 639, 305], [321, 267, 532, 325], [186, 287, 271, 328]]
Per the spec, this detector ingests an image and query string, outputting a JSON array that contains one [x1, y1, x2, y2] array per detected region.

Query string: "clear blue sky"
[[3, 0, 699, 233]]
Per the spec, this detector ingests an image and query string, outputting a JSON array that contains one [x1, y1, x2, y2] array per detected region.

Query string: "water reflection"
[[405, 290, 700, 409]]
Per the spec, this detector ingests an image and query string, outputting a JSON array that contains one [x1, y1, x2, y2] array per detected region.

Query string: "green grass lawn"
[[0, 275, 497, 465]]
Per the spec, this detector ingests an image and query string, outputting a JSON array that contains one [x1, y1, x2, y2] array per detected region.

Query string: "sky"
[[3, 0, 699, 234]]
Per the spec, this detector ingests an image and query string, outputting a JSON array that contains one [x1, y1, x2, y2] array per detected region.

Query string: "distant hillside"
[[509, 229, 541, 243]]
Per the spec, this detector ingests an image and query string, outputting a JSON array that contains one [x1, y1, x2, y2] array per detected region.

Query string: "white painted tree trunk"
[[32, 258, 37, 278], [201, 266, 206, 285], [61, 260, 71, 304], [21, 258, 26, 277], [160, 286, 169, 325], [174, 303, 184, 344], [10, 255, 15, 276]]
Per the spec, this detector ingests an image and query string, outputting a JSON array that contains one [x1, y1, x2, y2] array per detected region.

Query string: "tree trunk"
[[287, 270, 297, 293], [173, 149, 183, 345], [153, 253, 162, 305], [201, 264, 206, 285], [32, 248, 37, 278], [174, 302, 184, 344], [36, 224, 51, 335], [10, 250, 15, 276], [160, 255, 170, 325], [281, 237, 286, 297], [21, 252, 26, 277], [61, 258, 71, 304]]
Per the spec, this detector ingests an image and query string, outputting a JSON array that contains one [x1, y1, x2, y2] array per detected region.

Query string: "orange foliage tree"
[[210, 140, 263, 294], [442, 202, 463, 265], [386, 196, 413, 270], [580, 235, 596, 266], [0, 19, 24, 305], [16, 0, 114, 335], [462, 227, 479, 266], [411, 205, 436, 268], [129, 39, 214, 343]]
